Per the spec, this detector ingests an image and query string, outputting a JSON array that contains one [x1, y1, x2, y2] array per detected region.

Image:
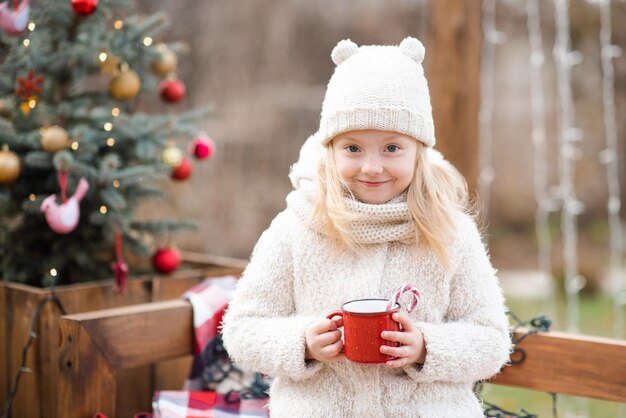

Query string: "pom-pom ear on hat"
[[399, 37, 425, 64], [331, 39, 359, 65]]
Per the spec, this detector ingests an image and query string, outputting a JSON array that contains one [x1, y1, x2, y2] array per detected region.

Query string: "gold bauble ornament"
[[109, 68, 141, 101], [0, 145, 21, 185], [162, 143, 183, 168], [151, 45, 178, 76], [41, 125, 70, 152]]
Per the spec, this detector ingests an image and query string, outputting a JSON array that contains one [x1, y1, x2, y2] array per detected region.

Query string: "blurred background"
[[132, 1, 626, 414], [137, 0, 626, 294]]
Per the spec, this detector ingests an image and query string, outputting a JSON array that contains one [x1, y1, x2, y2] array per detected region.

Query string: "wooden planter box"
[[0, 252, 247, 418]]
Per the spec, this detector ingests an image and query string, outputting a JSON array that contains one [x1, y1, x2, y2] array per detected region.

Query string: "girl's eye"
[[347, 145, 359, 153], [386, 144, 399, 152]]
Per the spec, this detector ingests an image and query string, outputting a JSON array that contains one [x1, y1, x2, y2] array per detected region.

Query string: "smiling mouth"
[[358, 180, 390, 187]]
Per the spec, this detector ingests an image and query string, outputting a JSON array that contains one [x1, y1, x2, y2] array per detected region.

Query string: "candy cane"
[[386, 284, 421, 313]]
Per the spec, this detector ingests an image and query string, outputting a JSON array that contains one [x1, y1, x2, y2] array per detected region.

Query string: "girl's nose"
[[361, 155, 383, 175]]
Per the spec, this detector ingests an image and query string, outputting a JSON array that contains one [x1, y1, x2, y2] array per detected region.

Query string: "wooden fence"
[[55, 298, 626, 418]]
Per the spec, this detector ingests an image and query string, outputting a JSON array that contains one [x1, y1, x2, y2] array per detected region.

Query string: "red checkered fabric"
[[150, 275, 269, 417], [152, 391, 268, 418]]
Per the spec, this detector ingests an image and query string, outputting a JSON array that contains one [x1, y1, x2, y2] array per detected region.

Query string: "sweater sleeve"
[[403, 216, 512, 383], [221, 212, 323, 381]]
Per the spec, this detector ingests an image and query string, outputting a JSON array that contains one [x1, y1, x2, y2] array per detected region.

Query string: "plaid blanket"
[[152, 391, 268, 418], [151, 275, 270, 418], [183, 275, 237, 390]]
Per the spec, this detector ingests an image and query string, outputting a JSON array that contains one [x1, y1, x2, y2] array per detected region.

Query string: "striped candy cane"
[[386, 284, 421, 313]]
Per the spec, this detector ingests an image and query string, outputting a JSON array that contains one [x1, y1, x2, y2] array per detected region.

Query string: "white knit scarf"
[[286, 179, 416, 245]]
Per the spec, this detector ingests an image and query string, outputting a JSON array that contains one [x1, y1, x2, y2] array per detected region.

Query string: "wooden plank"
[[491, 330, 626, 403], [63, 300, 194, 370], [2, 264, 245, 418], [6, 287, 43, 418], [59, 298, 626, 409], [1, 269, 199, 418], [0, 283, 7, 411], [38, 295, 65, 418], [150, 261, 245, 392], [117, 367, 153, 418], [58, 300, 194, 417], [151, 272, 204, 394], [154, 357, 192, 391], [42, 277, 153, 418], [57, 318, 116, 418], [180, 251, 248, 271], [427, 0, 482, 193]]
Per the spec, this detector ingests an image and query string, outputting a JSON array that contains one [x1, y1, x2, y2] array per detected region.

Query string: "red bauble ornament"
[[153, 247, 181, 274], [72, 0, 98, 15], [171, 158, 192, 181], [190, 135, 215, 160], [159, 79, 186, 103]]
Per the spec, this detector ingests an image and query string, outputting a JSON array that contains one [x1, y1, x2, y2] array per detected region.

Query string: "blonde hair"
[[311, 141, 470, 270]]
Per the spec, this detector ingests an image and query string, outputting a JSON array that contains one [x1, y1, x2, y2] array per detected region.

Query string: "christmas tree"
[[0, 0, 215, 288]]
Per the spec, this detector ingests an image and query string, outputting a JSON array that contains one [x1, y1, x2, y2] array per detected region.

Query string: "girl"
[[222, 37, 511, 417]]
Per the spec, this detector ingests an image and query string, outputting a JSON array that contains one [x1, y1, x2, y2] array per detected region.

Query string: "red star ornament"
[[15, 70, 44, 101]]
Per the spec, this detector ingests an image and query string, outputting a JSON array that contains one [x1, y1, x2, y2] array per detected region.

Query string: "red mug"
[[327, 298, 400, 363]]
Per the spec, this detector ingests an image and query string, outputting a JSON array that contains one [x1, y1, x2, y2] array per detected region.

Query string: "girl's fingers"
[[329, 316, 344, 328], [391, 313, 413, 331], [316, 329, 342, 346], [321, 339, 344, 358], [380, 344, 412, 358], [380, 330, 413, 345], [311, 318, 339, 334]]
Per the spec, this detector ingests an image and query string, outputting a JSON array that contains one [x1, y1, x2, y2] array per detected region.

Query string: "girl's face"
[[331, 130, 418, 204]]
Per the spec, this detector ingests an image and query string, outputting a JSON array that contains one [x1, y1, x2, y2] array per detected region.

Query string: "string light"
[[596, 0, 625, 339], [554, 0, 584, 334], [71, 141, 79, 150], [28, 194, 36, 201], [50, 268, 57, 277], [103, 122, 113, 131], [99, 205, 108, 214], [113, 180, 120, 188], [114, 20, 124, 29], [22, 39, 30, 47], [106, 137, 115, 146], [111, 107, 120, 117], [143, 37, 153, 46], [28, 22, 35, 31], [479, 0, 504, 223], [526, 0, 558, 324]]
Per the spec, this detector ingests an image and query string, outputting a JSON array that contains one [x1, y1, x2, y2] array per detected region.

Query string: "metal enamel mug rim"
[[340, 298, 401, 315]]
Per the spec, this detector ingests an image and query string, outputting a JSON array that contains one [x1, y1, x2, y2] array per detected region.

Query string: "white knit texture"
[[222, 206, 511, 417], [319, 37, 435, 147], [287, 184, 415, 244]]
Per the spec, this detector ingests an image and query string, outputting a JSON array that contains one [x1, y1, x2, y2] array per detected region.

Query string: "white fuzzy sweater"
[[222, 136, 511, 418]]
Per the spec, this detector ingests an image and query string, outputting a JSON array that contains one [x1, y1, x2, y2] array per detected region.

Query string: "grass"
[[479, 293, 626, 417]]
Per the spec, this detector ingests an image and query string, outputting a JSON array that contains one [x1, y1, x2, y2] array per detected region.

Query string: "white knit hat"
[[319, 37, 435, 147]]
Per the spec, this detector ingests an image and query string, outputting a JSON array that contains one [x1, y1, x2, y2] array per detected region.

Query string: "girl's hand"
[[305, 317, 345, 363], [380, 312, 426, 368]]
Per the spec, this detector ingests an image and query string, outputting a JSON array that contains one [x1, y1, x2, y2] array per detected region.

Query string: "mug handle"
[[326, 310, 343, 322]]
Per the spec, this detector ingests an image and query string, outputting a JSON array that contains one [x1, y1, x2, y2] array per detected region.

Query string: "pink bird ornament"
[[0, 0, 31, 36], [40, 177, 90, 234]]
